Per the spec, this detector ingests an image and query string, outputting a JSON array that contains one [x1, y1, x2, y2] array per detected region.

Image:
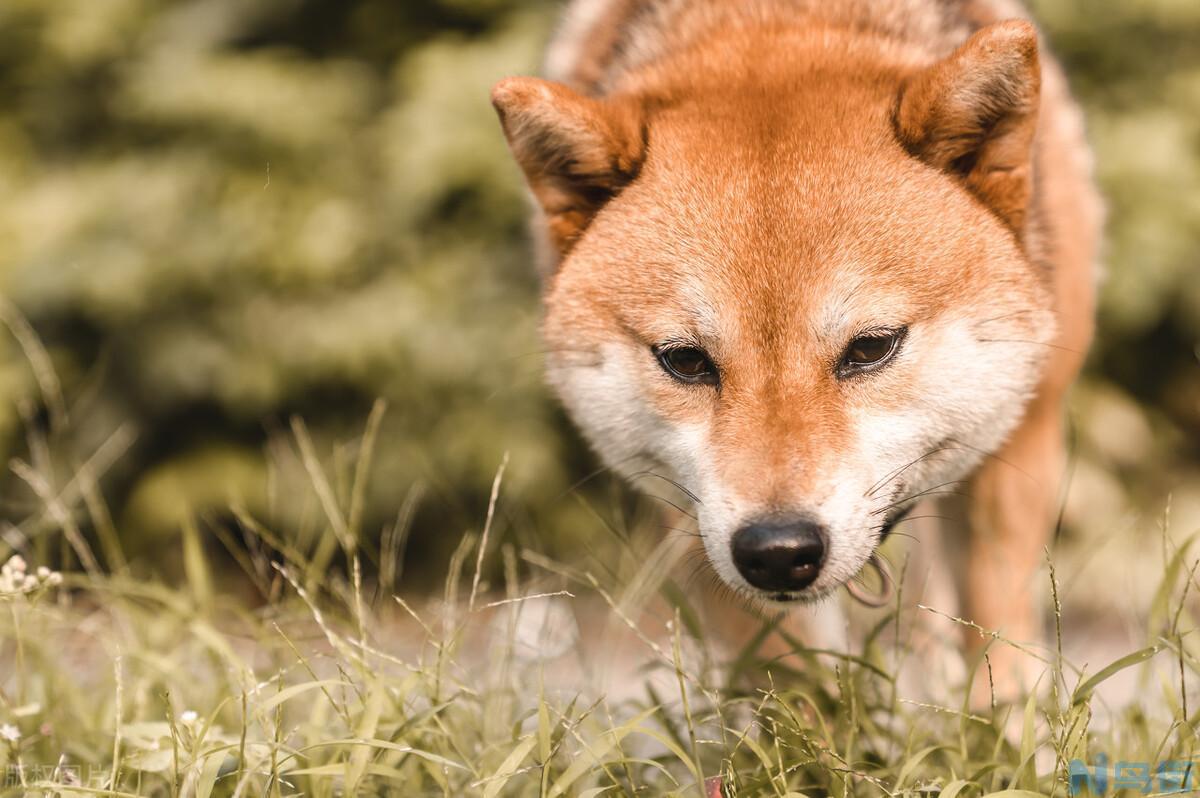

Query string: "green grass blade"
[[1071, 646, 1162, 705]]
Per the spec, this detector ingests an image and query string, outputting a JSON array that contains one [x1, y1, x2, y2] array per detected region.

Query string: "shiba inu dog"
[[491, 0, 1100, 688]]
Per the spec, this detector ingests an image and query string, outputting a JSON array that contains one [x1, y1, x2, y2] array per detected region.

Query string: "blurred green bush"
[[0, 0, 1197, 575]]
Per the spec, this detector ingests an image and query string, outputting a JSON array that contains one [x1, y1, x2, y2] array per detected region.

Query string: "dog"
[[491, 0, 1100, 693]]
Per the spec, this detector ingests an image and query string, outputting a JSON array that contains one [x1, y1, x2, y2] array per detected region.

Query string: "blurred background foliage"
[[0, 0, 1196, 588]]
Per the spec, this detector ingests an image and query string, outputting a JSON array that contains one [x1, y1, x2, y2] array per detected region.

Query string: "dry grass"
[[1, 400, 1198, 798]]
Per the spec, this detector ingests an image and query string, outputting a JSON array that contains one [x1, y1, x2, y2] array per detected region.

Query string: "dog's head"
[[492, 22, 1056, 603]]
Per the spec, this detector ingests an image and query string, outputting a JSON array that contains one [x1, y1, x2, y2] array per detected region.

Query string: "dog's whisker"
[[660, 524, 701, 539], [884, 530, 920, 542], [629, 470, 702, 504], [943, 437, 1038, 484], [887, 514, 955, 528], [975, 338, 1085, 355], [865, 445, 957, 498], [871, 480, 971, 516], [871, 490, 972, 517], [642, 492, 698, 520], [971, 310, 1038, 328], [553, 453, 645, 503]]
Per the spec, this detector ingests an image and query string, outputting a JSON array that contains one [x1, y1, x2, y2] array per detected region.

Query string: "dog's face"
[[494, 22, 1055, 602]]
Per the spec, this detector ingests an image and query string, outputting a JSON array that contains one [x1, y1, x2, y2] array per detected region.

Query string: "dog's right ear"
[[491, 77, 645, 261]]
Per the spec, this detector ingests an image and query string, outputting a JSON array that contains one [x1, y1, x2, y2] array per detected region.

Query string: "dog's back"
[[548, 0, 1004, 88]]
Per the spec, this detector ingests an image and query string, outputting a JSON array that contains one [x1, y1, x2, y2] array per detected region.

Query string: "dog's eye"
[[838, 328, 905, 377], [655, 345, 718, 385]]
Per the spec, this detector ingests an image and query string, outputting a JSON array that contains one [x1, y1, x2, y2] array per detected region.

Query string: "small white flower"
[[179, 710, 198, 725], [0, 557, 51, 597], [0, 724, 19, 742]]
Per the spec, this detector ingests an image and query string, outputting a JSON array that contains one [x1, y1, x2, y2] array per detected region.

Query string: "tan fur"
[[493, 0, 1101, 695]]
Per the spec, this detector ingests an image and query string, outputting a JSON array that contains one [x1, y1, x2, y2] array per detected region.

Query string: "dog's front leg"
[[958, 393, 1069, 702]]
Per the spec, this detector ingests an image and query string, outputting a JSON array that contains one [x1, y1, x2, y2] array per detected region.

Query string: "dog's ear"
[[491, 77, 645, 261], [895, 20, 1041, 234]]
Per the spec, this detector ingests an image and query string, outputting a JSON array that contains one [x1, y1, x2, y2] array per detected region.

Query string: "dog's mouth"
[[730, 506, 917, 607]]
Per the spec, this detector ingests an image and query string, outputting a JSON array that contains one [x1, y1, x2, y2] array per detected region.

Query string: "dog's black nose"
[[731, 518, 826, 592]]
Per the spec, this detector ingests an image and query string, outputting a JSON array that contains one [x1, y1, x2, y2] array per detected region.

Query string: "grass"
[[1, 400, 1198, 797]]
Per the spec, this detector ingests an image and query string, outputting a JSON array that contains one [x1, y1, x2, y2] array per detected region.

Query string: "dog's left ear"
[[491, 77, 645, 263], [895, 20, 1041, 234]]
